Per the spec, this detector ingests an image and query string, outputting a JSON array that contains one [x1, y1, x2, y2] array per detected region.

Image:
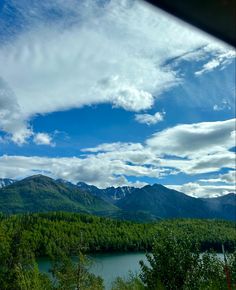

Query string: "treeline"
[[0, 212, 236, 289], [0, 212, 236, 258]]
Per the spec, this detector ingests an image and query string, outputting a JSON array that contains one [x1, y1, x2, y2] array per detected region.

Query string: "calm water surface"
[[37, 252, 148, 290], [37, 252, 225, 290]]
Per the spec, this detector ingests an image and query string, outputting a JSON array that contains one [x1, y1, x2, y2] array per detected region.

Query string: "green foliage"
[[0, 226, 52, 290], [111, 272, 145, 290], [0, 175, 117, 214], [0, 222, 104, 290], [0, 212, 235, 290], [111, 248, 236, 290], [140, 230, 198, 290], [139, 230, 236, 290], [0, 213, 235, 258], [14, 262, 53, 290], [0, 212, 236, 290], [184, 252, 226, 290], [51, 251, 104, 290], [228, 251, 236, 289]]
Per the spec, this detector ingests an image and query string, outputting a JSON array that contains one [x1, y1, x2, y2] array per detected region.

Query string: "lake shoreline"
[[37, 252, 227, 290]]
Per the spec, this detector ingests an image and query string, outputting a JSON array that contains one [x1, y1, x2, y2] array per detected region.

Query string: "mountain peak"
[[143, 183, 179, 194], [25, 174, 51, 179], [0, 174, 117, 214], [22, 174, 54, 182], [150, 183, 166, 189], [77, 181, 90, 187]]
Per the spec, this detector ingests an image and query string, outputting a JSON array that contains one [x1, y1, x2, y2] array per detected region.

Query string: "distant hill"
[[0, 175, 117, 214], [116, 184, 206, 218], [0, 175, 235, 221], [200, 193, 236, 220], [116, 184, 236, 220]]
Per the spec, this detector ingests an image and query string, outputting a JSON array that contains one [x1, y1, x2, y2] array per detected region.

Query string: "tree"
[[15, 261, 53, 290], [111, 272, 144, 290], [139, 229, 234, 290], [51, 249, 104, 290], [140, 229, 199, 290], [0, 223, 52, 290]]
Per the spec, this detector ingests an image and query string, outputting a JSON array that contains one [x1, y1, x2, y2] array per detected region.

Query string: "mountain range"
[[0, 175, 235, 221]]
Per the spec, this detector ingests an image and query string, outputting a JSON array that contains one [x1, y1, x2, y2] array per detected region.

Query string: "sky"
[[0, 0, 235, 197]]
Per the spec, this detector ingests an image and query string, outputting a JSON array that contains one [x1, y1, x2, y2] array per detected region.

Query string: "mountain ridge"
[[0, 175, 235, 221], [0, 174, 118, 214]]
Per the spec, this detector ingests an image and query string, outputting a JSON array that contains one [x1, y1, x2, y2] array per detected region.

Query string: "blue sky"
[[0, 0, 235, 197]]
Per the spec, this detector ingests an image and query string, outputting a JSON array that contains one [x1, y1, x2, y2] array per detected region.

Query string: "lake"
[[37, 252, 225, 290], [37, 252, 148, 290]]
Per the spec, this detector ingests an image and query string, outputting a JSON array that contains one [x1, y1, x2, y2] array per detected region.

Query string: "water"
[[37, 252, 225, 290], [37, 252, 148, 290]]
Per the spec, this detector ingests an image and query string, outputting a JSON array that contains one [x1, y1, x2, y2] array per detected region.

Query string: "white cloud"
[[146, 119, 235, 158], [213, 99, 231, 111], [167, 182, 235, 198], [0, 154, 157, 189], [195, 50, 236, 75], [213, 105, 220, 111], [0, 78, 32, 144], [135, 111, 165, 125], [0, 0, 233, 143], [159, 151, 235, 174], [0, 153, 234, 196], [83, 118, 236, 185], [33, 133, 54, 146], [83, 142, 144, 153], [0, 118, 235, 194], [196, 59, 220, 75], [82, 119, 235, 177], [217, 171, 236, 183], [111, 86, 154, 111], [199, 170, 236, 184], [188, 151, 235, 174]]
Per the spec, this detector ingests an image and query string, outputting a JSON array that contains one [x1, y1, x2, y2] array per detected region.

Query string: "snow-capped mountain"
[[0, 178, 15, 188]]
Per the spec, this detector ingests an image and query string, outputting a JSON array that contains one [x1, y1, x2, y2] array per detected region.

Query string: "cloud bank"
[[1, 119, 235, 196], [0, 0, 234, 143], [146, 118, 235, 158], [167, 183, 235, 198]]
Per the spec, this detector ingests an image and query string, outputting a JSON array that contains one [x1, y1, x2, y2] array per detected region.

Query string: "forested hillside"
[[0, 175, 235, 221], [0, 212, 236, 289], [0, 175, 117, 214], [0, 212, 235, 257]]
